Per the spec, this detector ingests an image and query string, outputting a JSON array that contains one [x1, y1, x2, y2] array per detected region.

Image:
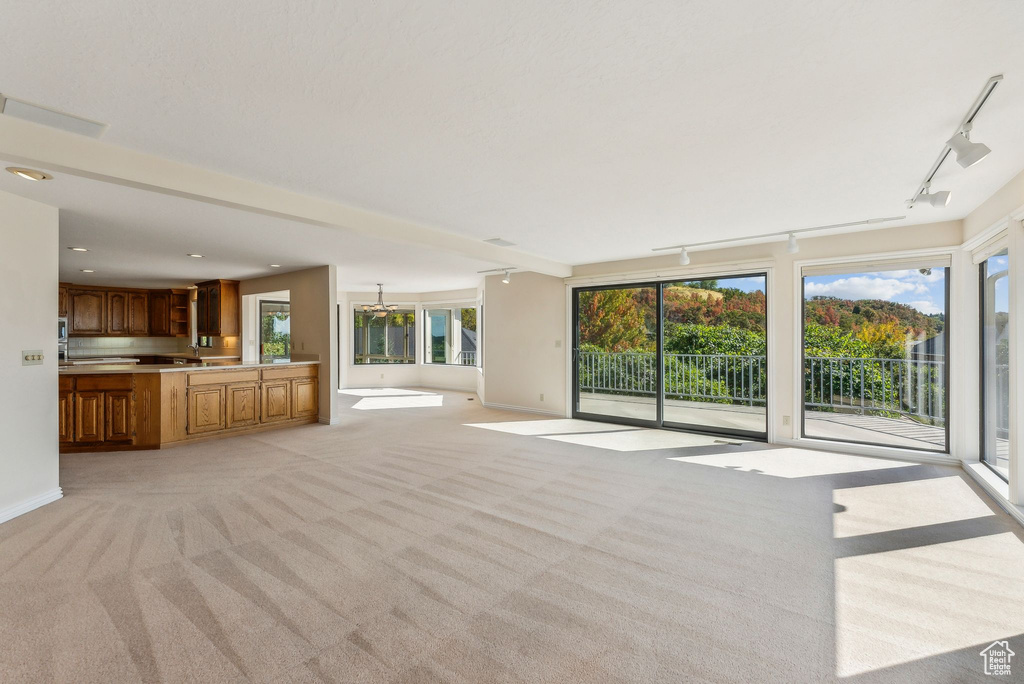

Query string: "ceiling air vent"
[[0, 95, 108, 139], [484, 237, 516, 247]]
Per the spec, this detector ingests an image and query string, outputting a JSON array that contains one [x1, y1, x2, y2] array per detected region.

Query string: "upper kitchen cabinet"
[[196, 279, 239, 336], [69, 289, 106, 335], [65, 285, 190, 337], [128, 292, 149, 336], [107, 291, 130, 335], [148, 292, 171, 336], [58, 285, 69, 318]]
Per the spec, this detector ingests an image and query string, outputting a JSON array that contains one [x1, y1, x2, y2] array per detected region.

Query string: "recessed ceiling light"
[[187, 253, 204, 258], [68, 247, 89, 252], [269, 264, 281, 268], [80, 269, 95, 273], [6, 166, 53, 181]]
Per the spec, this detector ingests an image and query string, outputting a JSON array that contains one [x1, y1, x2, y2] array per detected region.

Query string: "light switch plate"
[[22, 350, 44, 366]]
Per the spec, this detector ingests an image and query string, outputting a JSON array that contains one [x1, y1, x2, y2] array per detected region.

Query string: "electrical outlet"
[[782, 415, 791, 426], [380, 373, 384, 379], [540, 393, 544, 401], [555, 340, 562, 348]]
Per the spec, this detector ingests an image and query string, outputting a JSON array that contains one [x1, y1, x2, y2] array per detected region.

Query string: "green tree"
[[578, 289, 654, 352]]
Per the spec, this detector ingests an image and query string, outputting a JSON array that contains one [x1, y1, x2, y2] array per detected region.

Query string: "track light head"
[[502, 270, 511, 284], [786, 233, 799, 254], [911, 183, 952, 209], [947, 122, 991, 169], [678, 247, 690, 266]]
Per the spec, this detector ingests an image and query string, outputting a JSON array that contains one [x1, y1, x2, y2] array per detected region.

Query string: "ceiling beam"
[[0, 116, 571, 278]]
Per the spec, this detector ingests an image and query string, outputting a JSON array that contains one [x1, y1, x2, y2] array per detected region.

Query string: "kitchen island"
[[59, 360, 320, 452]]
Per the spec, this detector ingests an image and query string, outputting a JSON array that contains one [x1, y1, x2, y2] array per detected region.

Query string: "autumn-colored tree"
[[577, 289, 654, 351]]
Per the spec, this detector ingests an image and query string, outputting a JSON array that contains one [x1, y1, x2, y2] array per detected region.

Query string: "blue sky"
[[804, 268, 947, 315]]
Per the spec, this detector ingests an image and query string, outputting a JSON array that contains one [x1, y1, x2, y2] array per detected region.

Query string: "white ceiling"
[[0, 162, 496, 291], [2, 1, 1024, 277]]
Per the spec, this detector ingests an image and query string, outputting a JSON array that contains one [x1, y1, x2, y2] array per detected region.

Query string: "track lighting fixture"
[[906, 75, 1002, 210], [946, 122, 991, 169], [502, 270, 511, 284], [912, 183, 952, 208], [678, 247, 690, 266], [786, 233, 799, 254]]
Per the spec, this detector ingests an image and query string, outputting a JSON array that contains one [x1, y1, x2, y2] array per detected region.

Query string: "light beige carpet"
[[1, 389, 1022, 683]]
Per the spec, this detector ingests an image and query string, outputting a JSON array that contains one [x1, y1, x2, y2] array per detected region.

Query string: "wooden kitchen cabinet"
[[58, 285, 69, 318], [261, 380, 291, 423], [226, 382, 260, 428], [107, 291, 129, 335], [188, 386, 226, 434], [59, 390, 74, 444], [105, 390, 134, 442], [291, 378, 319, 418], [128, 293, 149, 336], [74, 391, 105, 442], [69, 289, 106, 335], [60, 363, 319, 453], [149, 292, 171, 335], [195, 279, 239, 336]]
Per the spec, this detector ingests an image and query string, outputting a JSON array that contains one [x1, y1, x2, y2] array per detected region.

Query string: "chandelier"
[[362, 283, 398, 318]]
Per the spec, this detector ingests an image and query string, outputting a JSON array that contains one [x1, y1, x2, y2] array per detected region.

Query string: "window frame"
[[421, 302, 481, 368], [352, 307, 417, 365], [258, 299, 291, 363], [798, 258, 952, 454]]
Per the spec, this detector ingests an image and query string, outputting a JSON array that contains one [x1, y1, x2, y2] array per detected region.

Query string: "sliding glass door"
[[573, 274, 768, 439], [661, 275, 768, 438], [575, 285, 659, 425]]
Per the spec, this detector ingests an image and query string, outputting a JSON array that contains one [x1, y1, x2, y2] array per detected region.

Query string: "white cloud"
[[906, 300, 942, 315], [883, 268, 945, 283], [804, 276, 927, 301]]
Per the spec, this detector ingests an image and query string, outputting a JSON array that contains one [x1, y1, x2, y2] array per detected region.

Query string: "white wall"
[[0, 191, 62, 523], [241, 266, 338, 423], [482, 271, 567, 414]]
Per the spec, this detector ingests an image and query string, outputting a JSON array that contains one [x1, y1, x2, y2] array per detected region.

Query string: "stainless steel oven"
[[58, 317, 68, 361]]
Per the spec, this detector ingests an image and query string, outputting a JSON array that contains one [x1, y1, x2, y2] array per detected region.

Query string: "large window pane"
[[802, 265, 948, 452], [575, 285, 658, 423], [423, 305, 480, 366], [981, 250, 1010, 479], [662, 274, 767, 437], [353, 309, 415, 364], [259, 300, 291, 363]]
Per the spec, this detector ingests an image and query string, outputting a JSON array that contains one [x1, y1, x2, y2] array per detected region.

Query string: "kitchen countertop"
[[58, 360, 319, 375]]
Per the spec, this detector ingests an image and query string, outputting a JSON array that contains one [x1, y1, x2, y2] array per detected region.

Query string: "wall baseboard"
[[481, 401, 564, 417], [318, 416, 341, 426], [0, 487, 63, 526]]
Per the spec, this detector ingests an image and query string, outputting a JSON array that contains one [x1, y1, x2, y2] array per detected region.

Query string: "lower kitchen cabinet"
[[188, 386, 226, 434], [106, 390, 134, 442], [261, 380, 291, 423], [292, 378, 319, 418], [59, 391, 74, 444], [60, 363, 320, 452], [226, 382, 259, 428], [74, 391, 105, 443]]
